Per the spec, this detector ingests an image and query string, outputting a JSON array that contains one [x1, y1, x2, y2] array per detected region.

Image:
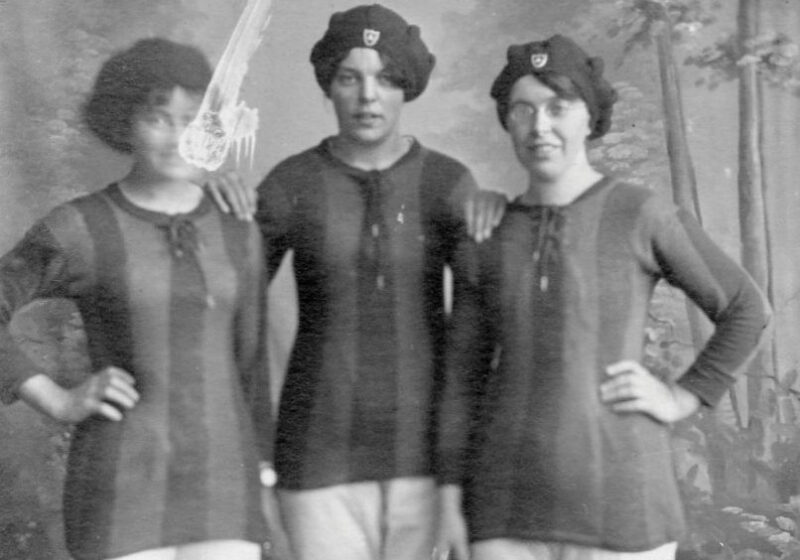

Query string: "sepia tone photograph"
[[0, 1, 798, 559]]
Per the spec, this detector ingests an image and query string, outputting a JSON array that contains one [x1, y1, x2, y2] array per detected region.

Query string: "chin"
[[162, 166, 203, 183], [529, 165, 563, 182], [348, 128, 389, 146]]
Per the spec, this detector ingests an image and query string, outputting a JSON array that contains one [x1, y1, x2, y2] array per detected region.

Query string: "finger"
[[476, 200, 489, 243], [215, 175, 245, 220], [490, 195, 506, 227], [113, 381, 140, 404], [605, 360, 642, 376], [599, 382, 626, 403], [599, 376, 641, 402], [96, 401, 125, 422], [235, 173, 257, 216], [224, 174, 249, 221], [103, 384, 139, 410], [103, 366, 136, 386], [223, 172, 255, 221], [609, 398, 646, 414], [464, 198, 476, 239], [206, 181, 232, 214]]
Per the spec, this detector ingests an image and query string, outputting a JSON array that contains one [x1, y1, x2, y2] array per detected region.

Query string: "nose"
[[170, 118, 196, 145], [166, 123, 186, 147], [359, 77, 377, 103], [530, 107, 551, 135]]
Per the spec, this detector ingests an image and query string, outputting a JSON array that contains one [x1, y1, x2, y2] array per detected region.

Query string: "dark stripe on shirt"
[[350, 171, 399, 476], [162, 228, 209, 542], [508, 209, 566, 533], [64, 194, 131, 557]]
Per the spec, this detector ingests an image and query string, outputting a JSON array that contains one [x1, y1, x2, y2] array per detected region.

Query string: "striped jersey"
[[256, 138, 477, 489], [0, 185, 271, 560], [440, 178, 770, 551]]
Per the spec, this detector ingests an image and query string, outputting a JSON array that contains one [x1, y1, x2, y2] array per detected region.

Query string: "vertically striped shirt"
[[440, 178, 770, 551], [0, 185, 271, 560], [257, 139, 478, 489]]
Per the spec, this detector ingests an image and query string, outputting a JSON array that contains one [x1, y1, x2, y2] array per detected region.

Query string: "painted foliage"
[[0, 1, 799, 558]]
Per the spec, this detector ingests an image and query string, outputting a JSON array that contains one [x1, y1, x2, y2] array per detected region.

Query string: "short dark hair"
[[83, 38, 213, 153], [317, 49, 407, 97]]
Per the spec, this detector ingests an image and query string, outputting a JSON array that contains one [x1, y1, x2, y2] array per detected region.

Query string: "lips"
[[353, 112, 382, 125], [528, 143, 559, 158]]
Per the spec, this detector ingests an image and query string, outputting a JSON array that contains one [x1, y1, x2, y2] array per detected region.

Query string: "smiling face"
[[507, 74, 592, 185], [128, 86, 204, 184], [328, 47, 405, 148]]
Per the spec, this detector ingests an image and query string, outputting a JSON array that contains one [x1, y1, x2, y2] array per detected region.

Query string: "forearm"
[[17, 374, 70, 420], [678, 280, 771, 407]]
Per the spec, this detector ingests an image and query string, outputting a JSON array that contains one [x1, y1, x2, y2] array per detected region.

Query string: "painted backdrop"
[[1, 1, 799, 558]]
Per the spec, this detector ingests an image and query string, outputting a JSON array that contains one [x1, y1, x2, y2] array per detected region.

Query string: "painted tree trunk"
[[650, 11, 713, 379], [735, 0, 779, 501], [647, 1, 756, 501]]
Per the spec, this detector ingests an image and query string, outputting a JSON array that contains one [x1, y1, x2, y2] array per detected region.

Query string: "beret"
[[310, 4, 436, 102], [490, 35, 618, 139]]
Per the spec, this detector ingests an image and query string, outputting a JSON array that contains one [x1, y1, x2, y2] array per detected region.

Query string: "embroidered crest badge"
[[363, 29, 381, 47], [530, 53, 548, 69]]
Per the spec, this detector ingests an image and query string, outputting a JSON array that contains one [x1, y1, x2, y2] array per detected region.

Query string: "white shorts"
[[278, 476, 437, 560], [108, 539, 261, 560], [471, 539, 678, 560]]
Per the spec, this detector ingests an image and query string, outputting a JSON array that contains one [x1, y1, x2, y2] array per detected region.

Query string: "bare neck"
[[118, 168, 204, 215], [329, 134, 412, 171], [521, 162, 603, 207]]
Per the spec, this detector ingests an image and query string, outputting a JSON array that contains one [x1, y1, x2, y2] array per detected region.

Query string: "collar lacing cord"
[[158, 218, 213, 308], [530, 206, 565, 292], [356, 171, 389, 291], [158, 218, 202, 260]]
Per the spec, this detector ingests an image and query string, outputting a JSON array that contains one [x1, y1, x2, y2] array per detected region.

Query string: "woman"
[[437, 35, 770, 560], [0, 38, 273, 560], [207, 5, 502, 560]]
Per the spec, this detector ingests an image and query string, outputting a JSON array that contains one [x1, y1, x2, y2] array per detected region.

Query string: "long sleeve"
[[235, 226, 273, 462], [0, 219, 72, 404], [255, 164, 297, 280], [644, 201, 772, 406], [437, 236, 495, 484]]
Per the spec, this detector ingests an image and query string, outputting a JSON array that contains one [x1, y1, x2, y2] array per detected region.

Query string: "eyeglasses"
[[507, 100, 574, 125]]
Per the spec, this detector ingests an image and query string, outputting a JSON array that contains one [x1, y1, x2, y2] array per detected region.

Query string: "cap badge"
[[530, 53, 548, 69], [363, 29, 381, 47]]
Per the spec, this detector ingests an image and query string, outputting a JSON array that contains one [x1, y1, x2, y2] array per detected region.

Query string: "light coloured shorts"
[[278, 476, 438, 560], [471, 539, 678, 560], [108, 539, 261, 560]]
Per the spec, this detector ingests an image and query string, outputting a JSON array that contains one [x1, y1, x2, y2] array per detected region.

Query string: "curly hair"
[[83, 38, 213, 153]]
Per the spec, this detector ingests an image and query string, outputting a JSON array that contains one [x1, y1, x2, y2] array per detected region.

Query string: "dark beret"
[[310, 4, 436, 102], [490, 35, 618, 139]]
